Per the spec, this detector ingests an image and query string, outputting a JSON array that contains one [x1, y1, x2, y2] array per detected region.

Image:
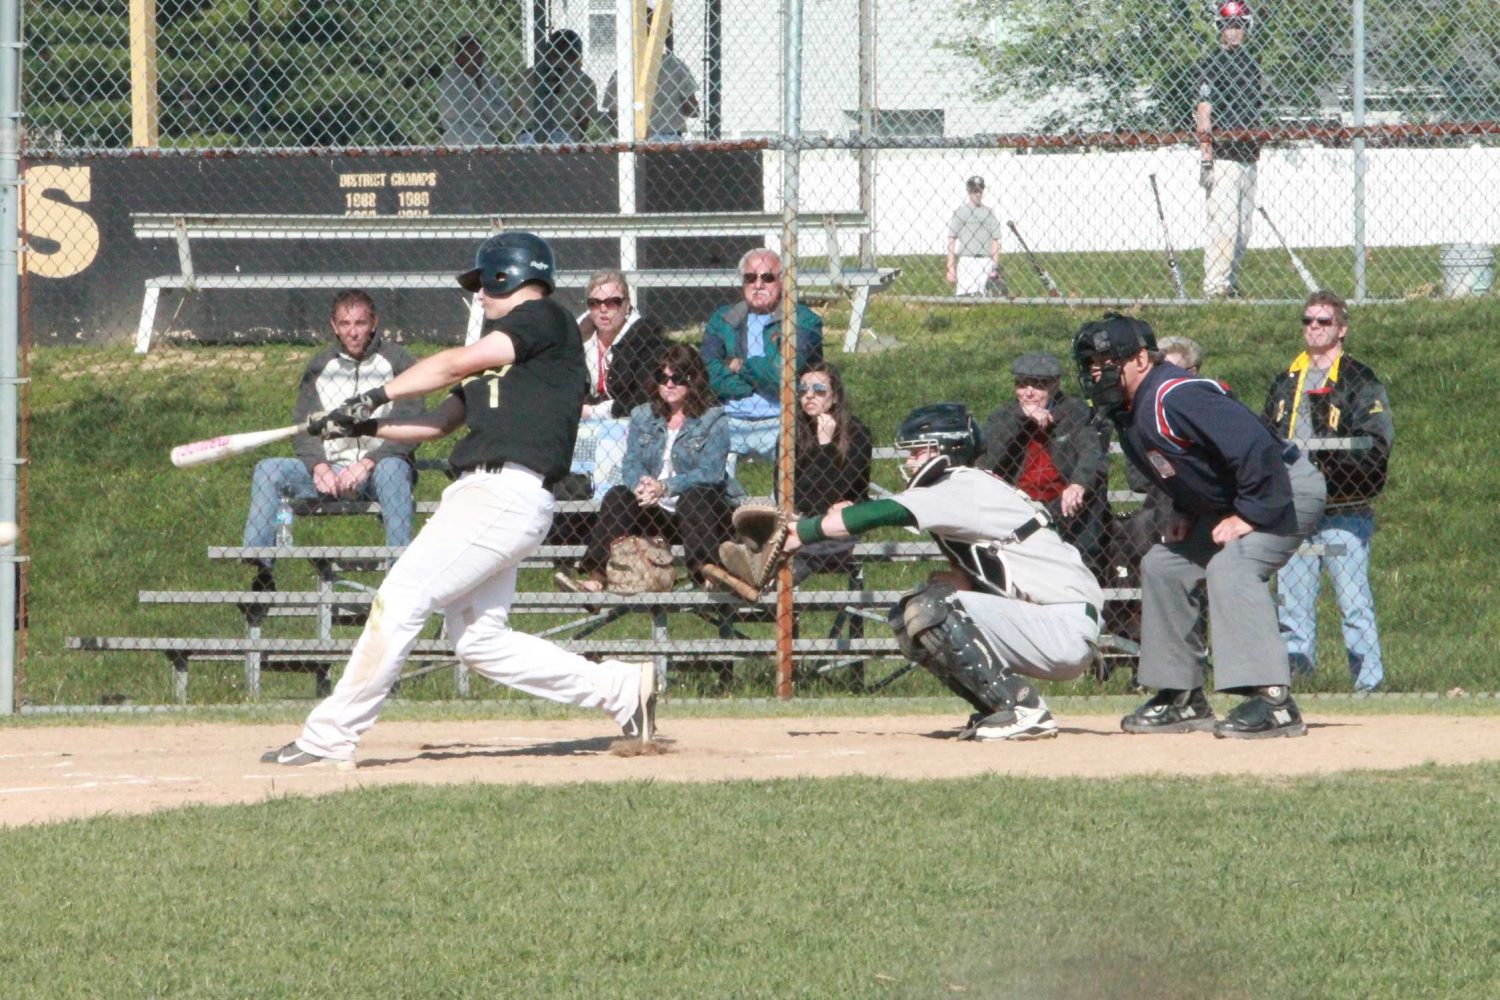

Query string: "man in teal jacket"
[[701, 248, 824, 472]]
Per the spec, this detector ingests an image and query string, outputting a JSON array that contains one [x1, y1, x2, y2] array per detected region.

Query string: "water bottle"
[[274, 498, 294, 547]]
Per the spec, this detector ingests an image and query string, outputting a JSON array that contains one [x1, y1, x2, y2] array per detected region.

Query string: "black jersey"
[[1197, 46, 1262, 163], [447, 297, 588, 485]]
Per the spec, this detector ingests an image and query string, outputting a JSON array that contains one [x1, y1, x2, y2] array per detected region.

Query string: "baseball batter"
[[262, 232, 656, 768], [780, 403, 1103, 741]]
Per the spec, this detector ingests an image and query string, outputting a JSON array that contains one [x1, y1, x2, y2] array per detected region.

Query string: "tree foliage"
[[943, 0, 1500, 133]]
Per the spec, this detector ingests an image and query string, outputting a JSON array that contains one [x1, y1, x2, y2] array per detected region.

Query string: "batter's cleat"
[[1213, 687, 1307, 740], [621, 661, 658, 743], [1121, 687, 1217, 734], [259, 741, 356, 770], [970, 701, 1059, 741]]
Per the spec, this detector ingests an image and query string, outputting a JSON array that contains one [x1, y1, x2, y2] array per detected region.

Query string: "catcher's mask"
[[895, 402, 982, 486], [458, 231, 556, 296], [1072, 312, 1158, 416]]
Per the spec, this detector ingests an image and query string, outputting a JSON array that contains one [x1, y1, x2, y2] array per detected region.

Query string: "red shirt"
[[1016, 432, 1068, 502]]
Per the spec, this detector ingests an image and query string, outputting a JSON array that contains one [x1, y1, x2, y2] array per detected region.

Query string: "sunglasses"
[[1301, 315, 1337, 327], [654, 370, 689, 386], [587, 295, 626, 309], [797, 383, 831, 396], [1014, 377, 1054, 389], [742, 271, 781, 285]]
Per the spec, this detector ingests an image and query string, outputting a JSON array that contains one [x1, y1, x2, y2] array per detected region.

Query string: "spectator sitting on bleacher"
[[556, 344, 736, 593], [978, 351, 1111, 578], [792, 361, 872, 583], [701, 248, 823, 476], [569, 269, 668, 501], [242, 290, 421, 592]]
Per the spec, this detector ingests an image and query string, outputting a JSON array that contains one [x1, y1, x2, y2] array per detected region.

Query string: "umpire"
[[1073, 314, 1325, 739]]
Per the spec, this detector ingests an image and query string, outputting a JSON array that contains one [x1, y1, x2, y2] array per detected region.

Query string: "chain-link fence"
[[14, 0, 1497, 710]]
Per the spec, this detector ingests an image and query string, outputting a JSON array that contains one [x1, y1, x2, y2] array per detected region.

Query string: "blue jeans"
[[724, 415, 779, 480], [243, 457, 415, 563], [1277, 510, 1384, 691]]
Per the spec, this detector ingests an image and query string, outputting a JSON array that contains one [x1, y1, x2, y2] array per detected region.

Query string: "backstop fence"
[[10, 0, 1497, 709]]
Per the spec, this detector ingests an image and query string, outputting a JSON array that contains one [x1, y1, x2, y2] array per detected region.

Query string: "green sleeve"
[[796, 498, 915, 543]]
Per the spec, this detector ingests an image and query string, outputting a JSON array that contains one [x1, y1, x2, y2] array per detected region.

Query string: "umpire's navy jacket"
[[1113, 363, 1296, 530]]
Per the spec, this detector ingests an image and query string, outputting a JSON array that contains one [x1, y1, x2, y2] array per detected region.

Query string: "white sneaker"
[[259, 741, 357, 770], [971, 700, 1059, 741], [620, 661, 657, 743]]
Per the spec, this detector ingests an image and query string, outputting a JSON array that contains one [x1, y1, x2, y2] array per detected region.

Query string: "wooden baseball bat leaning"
[[170, 424, 301, 468], [1148, 173, 1189, 302], [1006, 221, 1061, 297], [1257, 206, 1320, 293]]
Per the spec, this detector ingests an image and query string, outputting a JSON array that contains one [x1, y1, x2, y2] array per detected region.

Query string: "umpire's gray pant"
[[1138, 456, 1326, 692]]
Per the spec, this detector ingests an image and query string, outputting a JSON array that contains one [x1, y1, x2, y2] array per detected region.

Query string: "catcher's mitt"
[[703, 504, 791, 601]]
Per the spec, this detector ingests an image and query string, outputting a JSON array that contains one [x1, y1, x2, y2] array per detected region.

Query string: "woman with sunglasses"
[[792, 362, 872, 582], [558, 344, 735, 592], [569, 270, 668, 500]]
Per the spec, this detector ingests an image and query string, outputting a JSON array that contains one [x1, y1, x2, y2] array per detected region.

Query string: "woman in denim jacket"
[[558, 344, 735, 591]]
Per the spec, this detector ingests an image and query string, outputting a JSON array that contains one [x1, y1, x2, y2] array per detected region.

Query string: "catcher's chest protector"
[[935, 536, 1014, 598]]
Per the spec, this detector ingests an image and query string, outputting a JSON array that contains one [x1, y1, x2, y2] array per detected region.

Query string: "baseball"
[[0, 522, 15, 546]]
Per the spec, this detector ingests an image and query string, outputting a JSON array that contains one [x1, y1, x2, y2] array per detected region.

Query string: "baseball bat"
[[1148, 173, 1189, 302], [1006, 220, 1061, 297], [1257, 206, 1320, 294], [170, 425, 301, 468]]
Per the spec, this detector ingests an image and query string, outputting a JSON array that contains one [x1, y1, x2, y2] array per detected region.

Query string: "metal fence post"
[[0, 0, 20, 713], [775, 0, 803, 700], [1352, 0, 1368, 303]]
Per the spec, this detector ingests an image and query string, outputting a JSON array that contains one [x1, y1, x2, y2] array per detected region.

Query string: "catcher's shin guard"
[[896, 583, 1018, 715]]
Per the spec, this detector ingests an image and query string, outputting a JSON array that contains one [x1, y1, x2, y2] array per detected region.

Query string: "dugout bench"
[[130, 211, 901, 354]]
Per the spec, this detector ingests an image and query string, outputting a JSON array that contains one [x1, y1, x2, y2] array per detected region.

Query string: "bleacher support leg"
[[169, 651, 189, 703]]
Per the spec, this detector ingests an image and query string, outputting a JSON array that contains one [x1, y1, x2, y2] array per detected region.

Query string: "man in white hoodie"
[[242, 290, 421, 590]]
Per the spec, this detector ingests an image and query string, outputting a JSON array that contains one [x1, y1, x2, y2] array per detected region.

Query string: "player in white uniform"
[[261, 232, 657, 768], [781, 403, 1103, 740]]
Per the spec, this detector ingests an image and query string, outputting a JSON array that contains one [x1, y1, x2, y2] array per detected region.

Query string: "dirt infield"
[[3, 712, 1498, 827]]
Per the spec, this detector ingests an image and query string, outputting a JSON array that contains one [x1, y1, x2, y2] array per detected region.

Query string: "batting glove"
[[1199, 161, 1215, 193]]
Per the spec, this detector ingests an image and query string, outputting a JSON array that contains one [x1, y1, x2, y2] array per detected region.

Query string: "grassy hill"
[[19, 296, 1500, 706]]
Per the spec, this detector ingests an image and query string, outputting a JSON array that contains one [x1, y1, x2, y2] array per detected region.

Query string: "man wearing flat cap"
[[978, 351, 1110, 575], [946, 176, 1006, 296]]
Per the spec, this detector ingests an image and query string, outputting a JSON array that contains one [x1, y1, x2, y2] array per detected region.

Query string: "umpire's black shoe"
[[1121, 687, 1216, 734], [1213, 686, 1308, 740]]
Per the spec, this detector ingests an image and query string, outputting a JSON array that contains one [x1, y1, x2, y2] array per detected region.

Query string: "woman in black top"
[[792, 361, 872, 582]]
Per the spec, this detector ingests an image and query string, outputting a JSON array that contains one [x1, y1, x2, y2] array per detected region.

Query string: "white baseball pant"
[[1203, 159, 1257, 297], [297, 465, 645, 761], [954, 256, 993, 296]]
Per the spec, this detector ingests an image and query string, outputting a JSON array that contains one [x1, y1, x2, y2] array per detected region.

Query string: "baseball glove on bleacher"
[[702, 504, 791, 601]]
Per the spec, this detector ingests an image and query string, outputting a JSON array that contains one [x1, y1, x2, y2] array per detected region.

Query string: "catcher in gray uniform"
[[776, 403, 1103, 740]]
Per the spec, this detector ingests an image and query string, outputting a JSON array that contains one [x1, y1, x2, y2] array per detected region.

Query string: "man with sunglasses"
[[1072, 313, 1325, 739], [1264, 291, 1393, 692], [702, 248, 824, 473]]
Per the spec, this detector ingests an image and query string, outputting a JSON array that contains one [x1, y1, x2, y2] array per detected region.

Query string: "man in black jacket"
[[979, 352, 1110, 576], [1264, 291, 1393, 691], [1074, 313, 1325, 739]]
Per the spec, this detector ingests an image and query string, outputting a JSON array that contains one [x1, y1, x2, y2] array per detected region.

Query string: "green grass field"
[[21, 294, 1499, 705], [9, 297, 1500, 998], [1, 759, 1496, 998]]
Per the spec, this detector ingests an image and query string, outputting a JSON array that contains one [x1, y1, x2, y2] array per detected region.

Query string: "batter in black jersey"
[[448, 296, 586, 484], [261, 233, 659, 770]]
